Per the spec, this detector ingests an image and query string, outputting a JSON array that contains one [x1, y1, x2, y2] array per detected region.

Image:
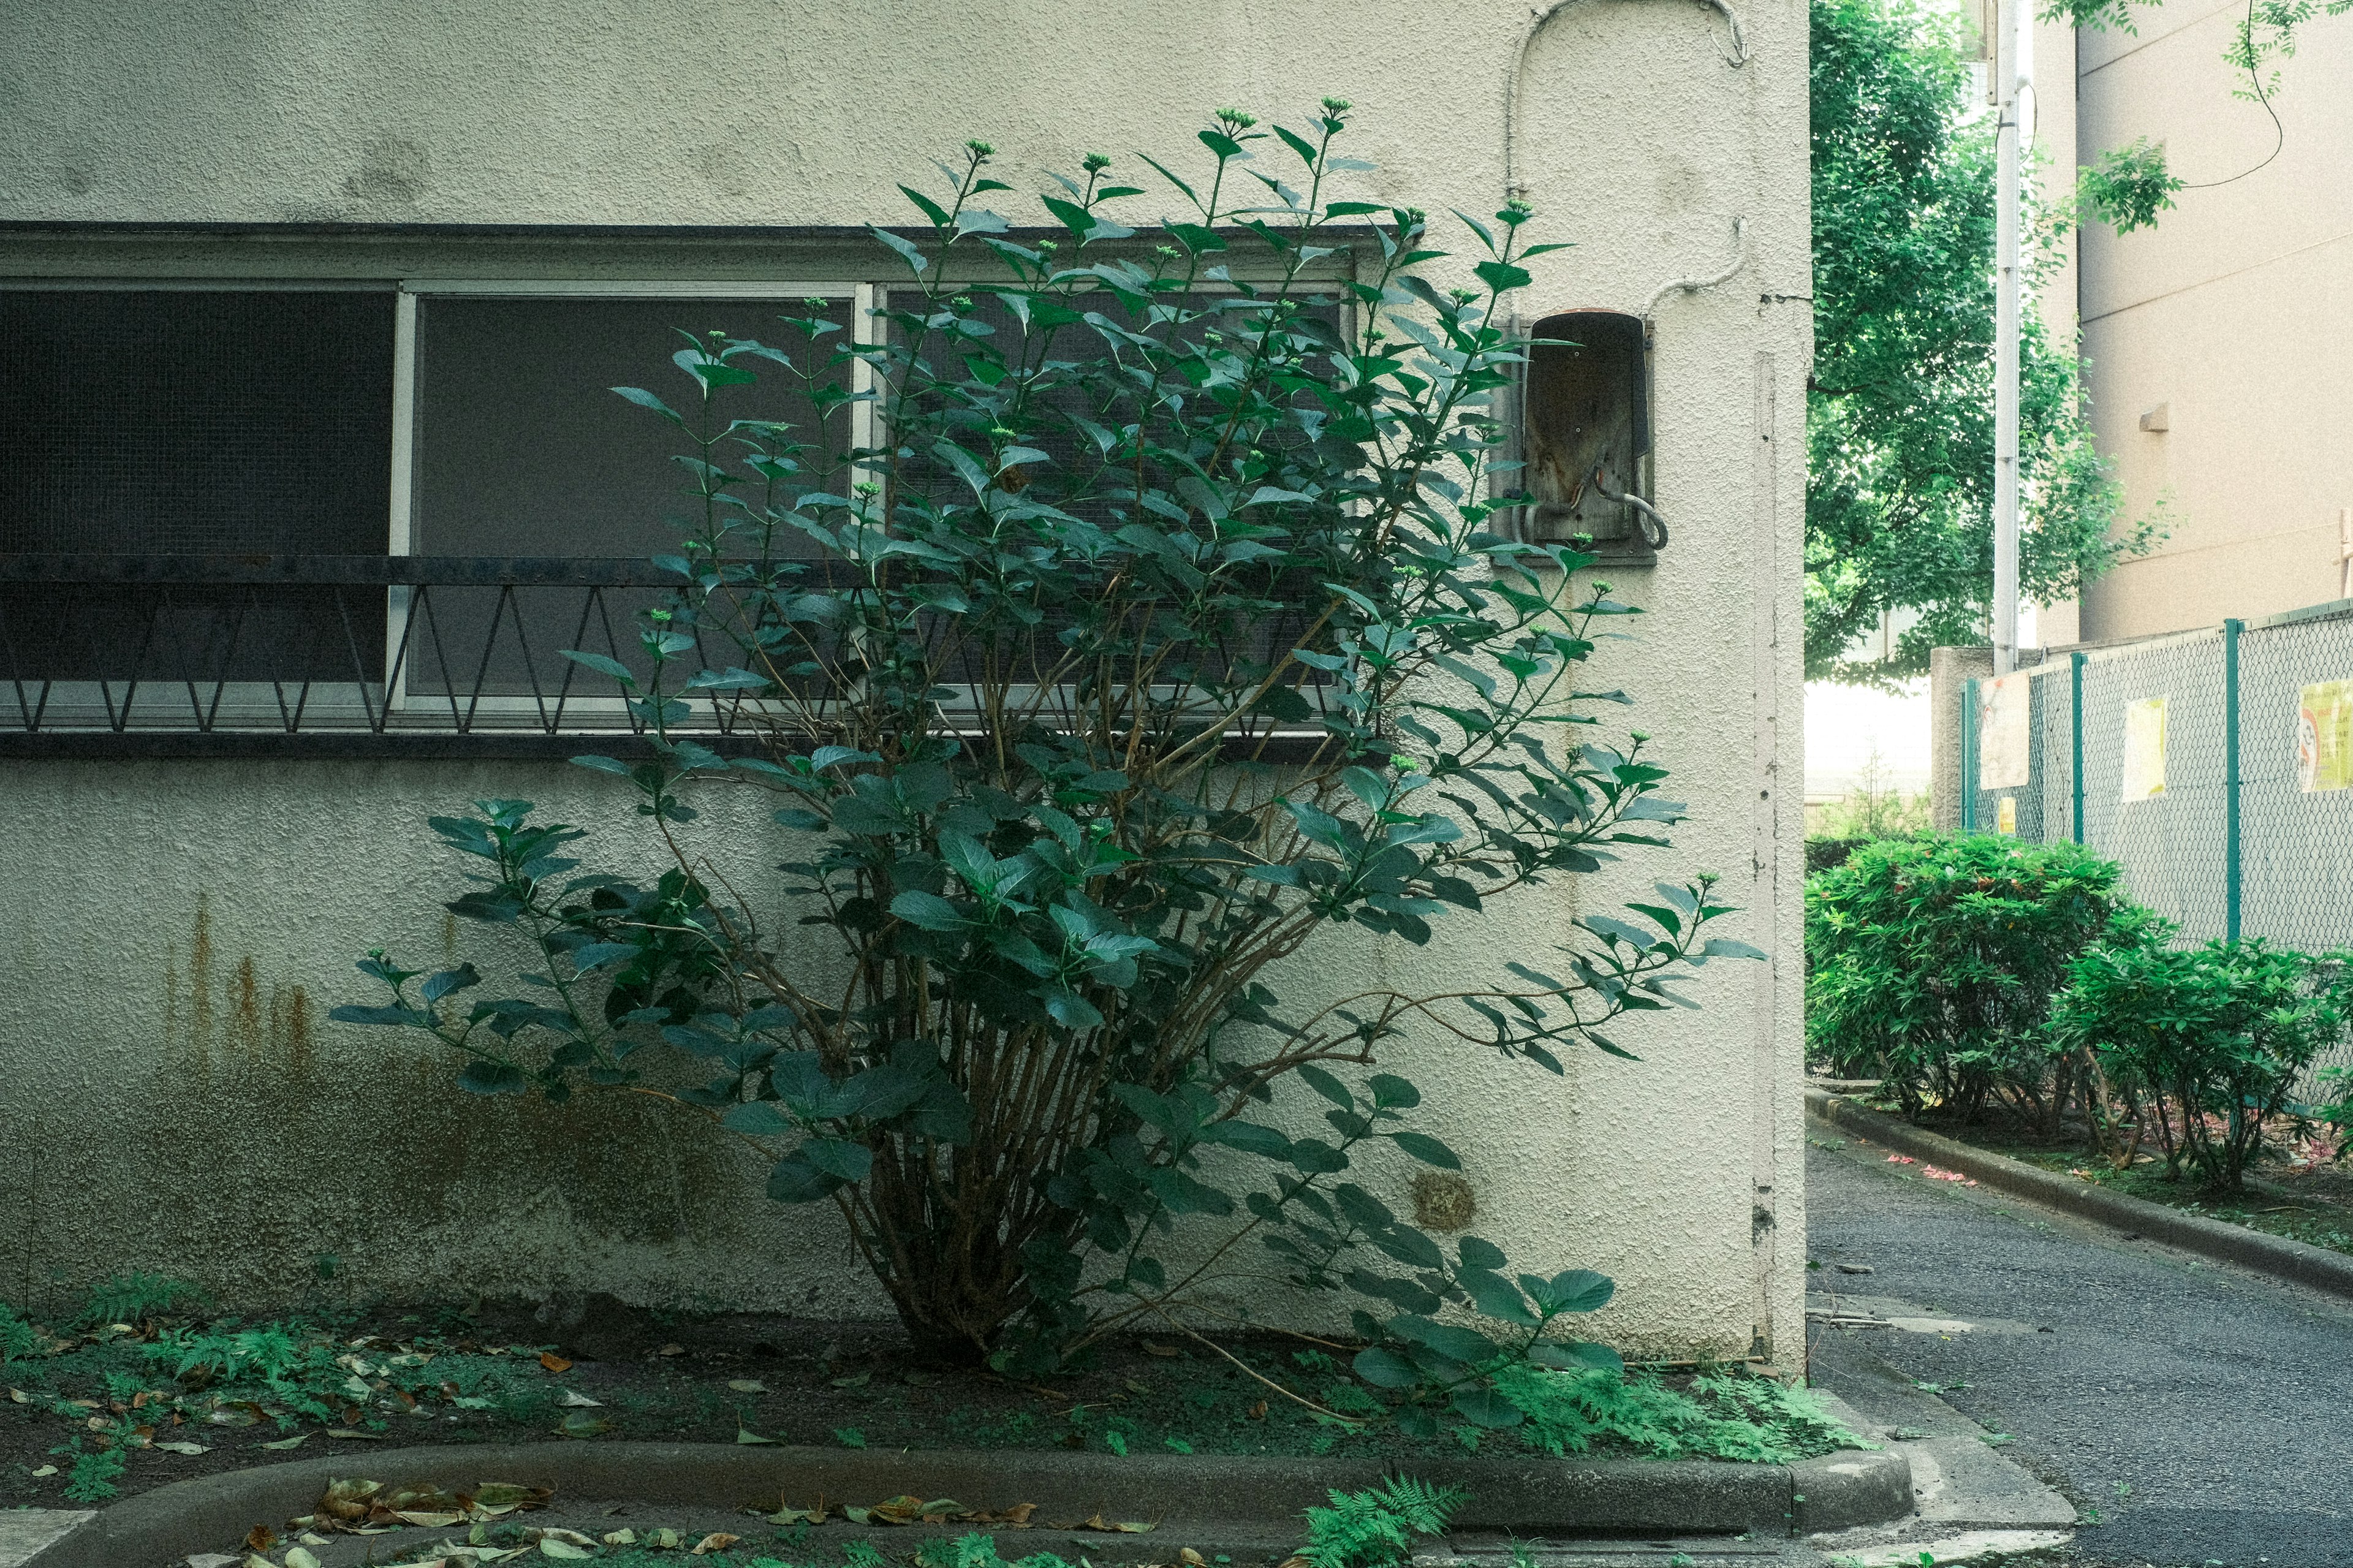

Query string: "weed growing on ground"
[[0, 1302, 37, 1362], [1300, 1477, 1466, 1568], [70, 1273, 207, 1329], [1496, 1364, 1862, 1462], [46, 1437, 127, 1501]]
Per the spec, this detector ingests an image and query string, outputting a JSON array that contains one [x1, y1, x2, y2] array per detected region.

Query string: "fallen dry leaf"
[[537, 1542, 591, 1561], [556, 1390, 602, 1408], [735, 1426, 776, 1445], [395, 1511, 464, 1528], [556, 1411, 615, 1439], [1181, 1550, 1207, 1566], [602, 1529, 638, 1547], [286, 1549, 323, 1568], [153, 1440, 208, 1455], [691, 1534, 741, 1556], [1247, 1399, 1268, 1419], [1082, 1515, 1157, 1534], [963, 1502, 1039, 1527], [1141, 1341, 1180, 1357], [6, 1388, 25, 1404], [657, 1343, 685, 1357], [258, 1434, 310, 1451], [533, 1529, 599, 1548], [245, 1524, 281, 1553], [726, 1379, 766, 1393], [324, 1430, 384, 1441], [539, 1352, 573, 1374], [29, 1464, 56, 1477], [471, 1483, 554, 1513]]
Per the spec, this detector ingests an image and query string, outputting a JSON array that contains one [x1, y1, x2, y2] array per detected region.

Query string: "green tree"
[[1806, 0, 2156, 684]]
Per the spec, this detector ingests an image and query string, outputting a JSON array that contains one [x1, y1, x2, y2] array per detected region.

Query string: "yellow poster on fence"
[[2120, 696, 2167, 803], [1996, 796, 2017, 835], [2299, 679, 2353, 792]]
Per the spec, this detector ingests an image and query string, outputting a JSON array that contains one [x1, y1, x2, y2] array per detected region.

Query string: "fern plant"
[[71, 1272, 206, 1329], [1300, 1477, 1468, 1568], [47, 1437, 127, 1502], [0, 1303, 37, 1363]]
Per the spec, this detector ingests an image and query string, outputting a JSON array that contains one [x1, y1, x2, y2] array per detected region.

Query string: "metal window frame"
[[1, 268, 1347, 759]]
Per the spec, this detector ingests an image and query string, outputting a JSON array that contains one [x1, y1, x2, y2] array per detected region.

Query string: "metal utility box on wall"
[[1518, 309, 1659, 563]]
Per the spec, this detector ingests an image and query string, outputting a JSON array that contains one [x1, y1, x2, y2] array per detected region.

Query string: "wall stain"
[[149, 896, 753, 1303], [342, 134, 429, 206], [189, 893, 214, 1060]]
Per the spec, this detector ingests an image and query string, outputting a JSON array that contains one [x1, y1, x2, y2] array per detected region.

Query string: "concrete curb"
[[1808, 1088, 2353, 1302], [24, 1439, 1912, 1567]]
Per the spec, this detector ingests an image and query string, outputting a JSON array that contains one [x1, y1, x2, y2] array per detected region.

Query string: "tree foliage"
[[338, 107, 1759, 1407], [1806, 0, 2158, 684]]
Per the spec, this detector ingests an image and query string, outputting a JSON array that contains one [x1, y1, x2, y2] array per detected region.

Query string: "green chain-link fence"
[[1957, 599, 2353, 1080]]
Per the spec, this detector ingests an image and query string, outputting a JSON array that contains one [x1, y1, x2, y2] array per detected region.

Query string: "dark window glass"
[[1523, 310, 1650, 545], [0, 289, 394, 685]]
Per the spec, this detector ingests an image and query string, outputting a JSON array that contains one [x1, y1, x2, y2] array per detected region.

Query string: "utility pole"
[[1991, 0, 2025, 675]]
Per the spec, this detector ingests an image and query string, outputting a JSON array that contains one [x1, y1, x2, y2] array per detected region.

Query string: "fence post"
[[1961, 676, 1980, 832], [2224, 617, 2243, 941], [2070, 650, 2086, 844]]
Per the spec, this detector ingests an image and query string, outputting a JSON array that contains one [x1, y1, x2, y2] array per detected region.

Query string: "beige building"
[[2042, 1, 2353, 643], [0, 1, 1813, 1362]]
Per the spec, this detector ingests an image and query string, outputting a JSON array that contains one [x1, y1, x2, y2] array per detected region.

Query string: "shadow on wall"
[[0, 895, 810, 1317]]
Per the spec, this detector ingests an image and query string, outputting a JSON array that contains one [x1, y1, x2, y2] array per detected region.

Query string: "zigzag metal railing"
[[0, 554, 1346, 762], [0, 555, 731, 736]]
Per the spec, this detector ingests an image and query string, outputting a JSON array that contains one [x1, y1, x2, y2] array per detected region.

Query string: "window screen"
[[1523, 310, 1650, 547], [412, 295, 853, 559], [0, 288, 395, 685], [407, 295, 854, 698]]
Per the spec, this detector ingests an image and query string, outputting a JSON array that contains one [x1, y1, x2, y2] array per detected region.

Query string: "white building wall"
[[0, 0, 1810, 1362]]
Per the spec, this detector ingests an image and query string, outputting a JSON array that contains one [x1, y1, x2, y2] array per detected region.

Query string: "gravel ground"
[[1807, 1132, 2353, 1567]]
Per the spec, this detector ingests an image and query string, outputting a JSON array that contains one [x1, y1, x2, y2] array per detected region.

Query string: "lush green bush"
[[2051, 938, 2353, 1191], [1805, 836, 1868, 875], [339, 107, 1760, 1421], [1806, 834, 2145, 1117]]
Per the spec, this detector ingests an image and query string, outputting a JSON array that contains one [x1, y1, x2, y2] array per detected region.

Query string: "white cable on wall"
[[1502, 0, 1751, 201], [1642, 214, 1748, 322]]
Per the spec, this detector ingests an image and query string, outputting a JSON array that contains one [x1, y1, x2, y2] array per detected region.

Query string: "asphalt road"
[[1806, 1133, 2353, 1568]]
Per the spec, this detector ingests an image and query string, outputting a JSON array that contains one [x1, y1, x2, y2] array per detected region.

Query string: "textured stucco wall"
[[0, 0, 1811, 1361]]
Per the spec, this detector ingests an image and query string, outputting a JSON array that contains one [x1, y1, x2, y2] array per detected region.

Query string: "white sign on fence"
[[2120, 695, 2168, 803], [1977, 674, 2033, 789]]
